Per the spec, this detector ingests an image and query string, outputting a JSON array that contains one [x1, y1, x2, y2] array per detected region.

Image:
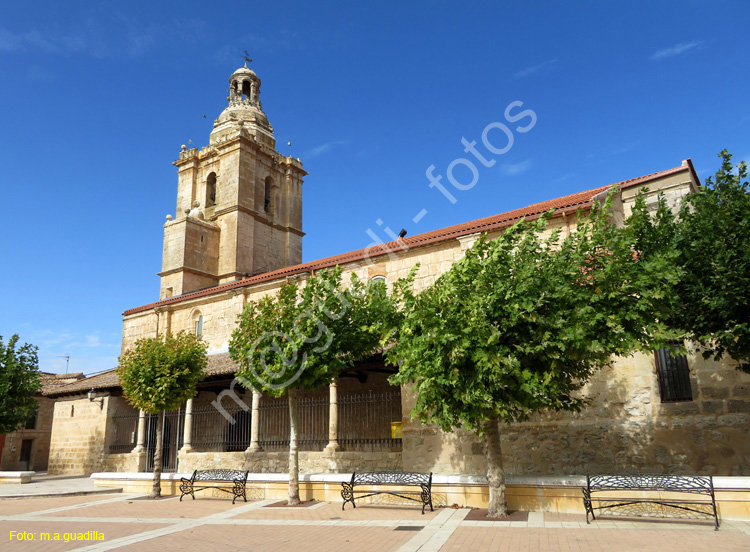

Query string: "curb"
[[0, 487, 123, 500]]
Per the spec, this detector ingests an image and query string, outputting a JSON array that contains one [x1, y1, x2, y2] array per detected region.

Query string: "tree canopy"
[[118, 332, 208, 412], [671, 151, 750, 371], [229, 266, 394, 503], [0, 335, 41, 434], [385, 191, 678, 516], [230, 267, 393, 395], [118, 331, 207, 497]]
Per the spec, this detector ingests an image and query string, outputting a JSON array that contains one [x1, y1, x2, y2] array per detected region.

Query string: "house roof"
[[38, 372, 86, 395], [43, 369, 121, 397], [44, 353, 239, 397], [122, 162, 694, 317]]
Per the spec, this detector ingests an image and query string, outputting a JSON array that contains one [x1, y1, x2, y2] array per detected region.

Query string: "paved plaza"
[[1, 484, 749, 552]]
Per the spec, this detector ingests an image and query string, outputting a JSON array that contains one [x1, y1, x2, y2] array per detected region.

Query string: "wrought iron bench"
[[179, 469, 249, 504], [582, 474, 719, 530], [341, 471, 433, 514]]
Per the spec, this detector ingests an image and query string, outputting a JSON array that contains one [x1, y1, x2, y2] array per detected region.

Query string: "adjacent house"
[[0, 372, 84, 472]]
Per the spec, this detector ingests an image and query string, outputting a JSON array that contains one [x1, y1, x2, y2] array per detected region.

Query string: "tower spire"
[[211, 61, 273, 145]]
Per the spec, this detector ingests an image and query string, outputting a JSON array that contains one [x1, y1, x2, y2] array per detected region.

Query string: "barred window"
[[655, 345, 692, 402]]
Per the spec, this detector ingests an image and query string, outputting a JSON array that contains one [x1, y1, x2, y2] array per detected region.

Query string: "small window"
[[655, 344, 692, 402], [206, 173, 217, 207], [369, 275, 387, 287], [24, 412, 37, 430], [195, 315, 203, 337]]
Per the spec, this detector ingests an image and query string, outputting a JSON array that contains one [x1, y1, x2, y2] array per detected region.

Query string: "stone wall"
[[101, 452, 141, 473], [47, 396, 112, 475], [175, 449, 401, 474], [0, 396, 55, 471], [401, 348, 750, 477]]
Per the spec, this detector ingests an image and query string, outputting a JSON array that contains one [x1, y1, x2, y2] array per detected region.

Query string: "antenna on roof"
[[56, 355, 70, 374]]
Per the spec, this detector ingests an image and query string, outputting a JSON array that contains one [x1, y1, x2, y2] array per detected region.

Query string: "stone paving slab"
[[39, 495, 247, 520], [442, 526, 750, 552], [2, 520, 167, 551], [0, 494, 124, 516], [0, 474, 121, 499], [232, 502, 440, 521], [0, 493, 748, 551], [116, 523, 416, 552]]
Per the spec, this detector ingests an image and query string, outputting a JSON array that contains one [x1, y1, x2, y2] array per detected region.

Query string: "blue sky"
[[1, 1, 748, 376]]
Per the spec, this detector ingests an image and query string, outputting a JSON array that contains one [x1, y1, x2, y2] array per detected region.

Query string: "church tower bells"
[[158, 63, 306, 299]]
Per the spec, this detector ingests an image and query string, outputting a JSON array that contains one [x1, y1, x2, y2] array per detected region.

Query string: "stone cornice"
[[209, 204, 305, 237], [173, 132, 306, 177], [157, 266, 219, 280]]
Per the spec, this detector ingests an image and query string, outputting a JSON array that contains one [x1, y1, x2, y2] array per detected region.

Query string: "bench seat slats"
[[342, 471, 433, 514], [582, 474, 719, 530], [180, 469, 249, 504]]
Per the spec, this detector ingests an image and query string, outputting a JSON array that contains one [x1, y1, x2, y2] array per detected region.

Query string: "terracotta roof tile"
[[44, 369, 121, 397], [38, 372, 86, 395], [204, 352, 238, 377], [44, 354, 239, 397], [122, 163, 691, 316]]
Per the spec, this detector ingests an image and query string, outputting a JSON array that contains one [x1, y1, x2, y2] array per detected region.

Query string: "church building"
[[43, 64, 750, 514]]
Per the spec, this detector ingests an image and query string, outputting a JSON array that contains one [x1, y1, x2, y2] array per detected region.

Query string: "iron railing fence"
[[258, 394, 329, 451], [145, 408, 184, 472], [339, 390, 402, 451], [191, 403, 252, 452], [108, 412, 140, 453], [121, 388, 404, 456]]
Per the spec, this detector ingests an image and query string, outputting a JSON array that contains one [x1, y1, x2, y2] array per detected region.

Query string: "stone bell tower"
[[158, 62, 306, 299]]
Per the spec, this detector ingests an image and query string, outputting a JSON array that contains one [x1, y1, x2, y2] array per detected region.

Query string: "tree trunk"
[[151, 411, 163, 498], [484, 415, 507, 518], [287, 388, 301, 505]]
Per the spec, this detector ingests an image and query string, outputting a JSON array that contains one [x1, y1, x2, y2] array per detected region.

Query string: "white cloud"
[[511, 59, 558, 80], [501, 159, 533, 176], [304, 140, 349, 159], [0, 11, 204, 59], [651, 41, 702, 61]]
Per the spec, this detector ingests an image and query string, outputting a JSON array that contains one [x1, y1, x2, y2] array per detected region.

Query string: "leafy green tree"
[[229, 267, 393, 504], [386, 192, 677, 517], [671, 150, 750, 371], [0, 335, 41, 434], [118, 332, 207, 497]]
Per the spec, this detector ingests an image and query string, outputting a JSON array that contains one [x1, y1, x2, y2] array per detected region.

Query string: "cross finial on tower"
[[243, 50, 252, 67]]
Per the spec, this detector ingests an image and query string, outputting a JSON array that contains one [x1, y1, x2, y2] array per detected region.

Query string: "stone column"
[[131, 409, 148, 472], [181, 398, 194, 452], [325, 379, 340, 453], [133, 410, 147, 453], [247, 391, 262, 452]]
